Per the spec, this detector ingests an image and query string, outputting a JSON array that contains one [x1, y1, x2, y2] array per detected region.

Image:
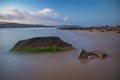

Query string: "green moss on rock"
[[10, 37, 74, 53]]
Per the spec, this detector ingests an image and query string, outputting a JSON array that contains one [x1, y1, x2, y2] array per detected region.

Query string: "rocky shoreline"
[[59, 25, 120, 33]]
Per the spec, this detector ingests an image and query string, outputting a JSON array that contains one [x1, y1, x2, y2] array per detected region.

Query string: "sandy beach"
[[0, 29, 120, 80]]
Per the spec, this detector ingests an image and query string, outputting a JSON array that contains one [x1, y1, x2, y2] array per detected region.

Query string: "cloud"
[[0, 7, 69, 25], [0, 7, 25, 20], [63, 16, 69, 21]]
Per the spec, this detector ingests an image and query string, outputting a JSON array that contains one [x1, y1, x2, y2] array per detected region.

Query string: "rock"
[[95, 51, 106, 58], [11, 37, 73, 52], [88, 55, 95, 59], [89, 30, 93, 32], [77, 49, 90, 58], [97, 29, 106, 32], [116, 30, 120, 33], [79, 50, 107, 59], [89, 50, 106, 58]]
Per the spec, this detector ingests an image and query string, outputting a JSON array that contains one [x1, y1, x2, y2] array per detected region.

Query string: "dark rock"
[[116, 30, 120, 33], [11, 37, 73, 52], [78, 50, 107, 60], [58, 25, 120, 34], [97, 29, 106, 32], [77, 49, 90, 58]]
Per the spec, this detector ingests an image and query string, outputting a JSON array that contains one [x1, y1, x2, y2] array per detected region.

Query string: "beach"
[[0, 29, 120, 80]]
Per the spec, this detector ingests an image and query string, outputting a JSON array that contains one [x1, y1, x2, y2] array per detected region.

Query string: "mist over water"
[[0, 28, 120, 80]]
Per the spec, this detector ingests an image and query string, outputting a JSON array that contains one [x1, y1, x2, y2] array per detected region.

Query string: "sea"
[[0, 28, 119, 80]]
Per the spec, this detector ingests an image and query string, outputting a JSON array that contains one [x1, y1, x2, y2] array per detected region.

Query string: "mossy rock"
[[10, 37, 74, 53]]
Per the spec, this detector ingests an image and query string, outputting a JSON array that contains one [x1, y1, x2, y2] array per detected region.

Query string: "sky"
[[0, 0, 120, 26]]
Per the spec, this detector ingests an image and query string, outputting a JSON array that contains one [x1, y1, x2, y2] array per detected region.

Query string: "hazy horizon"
[[0, 0, 120, 26]]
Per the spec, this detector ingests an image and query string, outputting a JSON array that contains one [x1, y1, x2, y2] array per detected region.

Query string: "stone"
[[11, 37, 73, 52], [89, 30, 93, 32], [89, 50, 106, 58], [88, 55, 95, 59], [116, 30, 120, 33], [77, 49, 90, 58]]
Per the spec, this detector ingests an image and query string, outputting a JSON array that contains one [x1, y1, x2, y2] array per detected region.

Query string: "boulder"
[[78, 50, 107, 59], [89, 50, 106, 58], [77, 49, 90, 58], [11, 37, 73, 52]]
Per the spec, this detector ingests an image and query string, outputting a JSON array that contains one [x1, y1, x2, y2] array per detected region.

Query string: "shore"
[[0, 29, 120, 80], [58, 25, 120, 33]]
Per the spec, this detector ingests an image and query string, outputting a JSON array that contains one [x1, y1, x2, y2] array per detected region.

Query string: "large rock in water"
[[11, 37, 73, 52]]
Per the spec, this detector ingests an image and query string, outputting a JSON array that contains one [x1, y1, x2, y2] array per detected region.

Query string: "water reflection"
[[78, 59, 89, 64]]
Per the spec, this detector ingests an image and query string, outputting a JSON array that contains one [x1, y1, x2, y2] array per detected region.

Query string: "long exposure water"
[[0, 28, 120, 80]]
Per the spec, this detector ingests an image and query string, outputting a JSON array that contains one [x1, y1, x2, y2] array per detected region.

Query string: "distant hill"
[[0, 22, 55, 28]]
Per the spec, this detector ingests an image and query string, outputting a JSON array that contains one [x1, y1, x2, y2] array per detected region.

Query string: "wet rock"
[[89, 30, 93, 32], [97, 29, 106, 32], [78, 50, 107, 60], [77, 49, 90, 58], [116, 30, 120, 33], [58, 25, 120, 33], [88, 55, 95, 59], [11, 37, 73, 52], [89, 50, 106, 58]]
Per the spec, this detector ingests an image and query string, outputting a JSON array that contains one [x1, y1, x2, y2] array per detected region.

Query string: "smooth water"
[[0, 28, 120, 80]]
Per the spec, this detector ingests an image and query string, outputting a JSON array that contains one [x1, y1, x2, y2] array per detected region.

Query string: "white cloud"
[[63, 16, 69, 21], [0, 7, 70, 25]]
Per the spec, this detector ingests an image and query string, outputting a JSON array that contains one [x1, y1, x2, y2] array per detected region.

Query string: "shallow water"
[[0, 28, 120, 80]]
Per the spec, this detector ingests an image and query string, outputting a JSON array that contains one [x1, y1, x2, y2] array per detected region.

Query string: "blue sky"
[[0, 0, 120, 26]]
